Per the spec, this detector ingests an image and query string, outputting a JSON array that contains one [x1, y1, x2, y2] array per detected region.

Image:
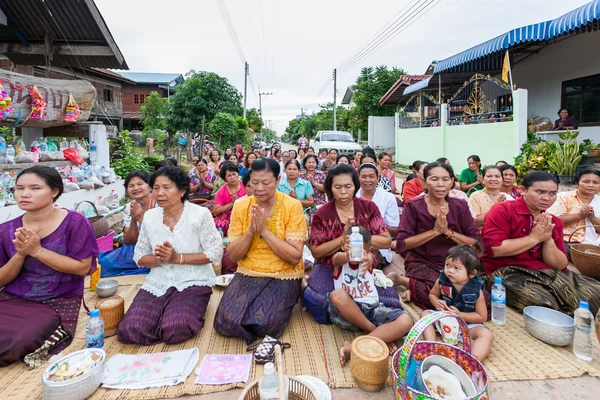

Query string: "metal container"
[[420, 355, 477, 398], [42, 349, 105, 400], [523, 306, 575, 346], [95, 279, 118, 298]]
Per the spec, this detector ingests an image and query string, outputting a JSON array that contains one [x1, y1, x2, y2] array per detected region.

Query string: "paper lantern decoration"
[[64, 92, 80, 123], [30, 84, 47, 120]]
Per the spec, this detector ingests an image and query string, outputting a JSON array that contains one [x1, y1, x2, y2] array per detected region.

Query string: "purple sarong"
[[118, 286, 212, 345], [214, 274, 301, 344]]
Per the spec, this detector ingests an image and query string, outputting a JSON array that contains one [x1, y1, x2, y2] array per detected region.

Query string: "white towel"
[[372, 269, 394, 289], [102, 348, 199, 390]]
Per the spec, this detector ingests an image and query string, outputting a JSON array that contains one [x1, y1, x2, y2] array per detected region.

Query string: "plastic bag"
[[90, 176, 104, 189], [63, 181, 80, 193], [79, 180, 94, 190], [63, 148, 84, 165], [39, 151, 64, 162], [99, 244, 150, 278], [15, 151, 36, 163], [76, 145, 88, 160]]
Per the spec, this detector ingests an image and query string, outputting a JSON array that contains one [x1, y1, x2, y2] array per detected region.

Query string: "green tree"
[[245, 108, 263, 133], [166, 70, 243, 133], [348, 65, 406, 135], [209, 112, 238, 149], [140, 91, 169, 137], [261, 127, 277, 142]]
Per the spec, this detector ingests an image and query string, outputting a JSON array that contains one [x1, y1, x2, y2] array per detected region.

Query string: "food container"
[[523, 306, 575, 346], [42, 349, 105, 400], [96, 279, 119, 298], [95, 296, 125, 337], [350, 335, 389, 392], [420, 355, 477, 398]]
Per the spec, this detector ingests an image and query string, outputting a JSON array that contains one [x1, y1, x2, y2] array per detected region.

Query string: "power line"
[[247, 1, 265, 87], [216, 0, 246, 63], [259, 0, 269, 90]]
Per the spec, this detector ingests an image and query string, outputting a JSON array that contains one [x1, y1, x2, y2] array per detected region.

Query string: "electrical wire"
[[216, 0, 247, 63]]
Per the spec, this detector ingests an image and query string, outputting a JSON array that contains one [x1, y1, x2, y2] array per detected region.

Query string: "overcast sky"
[[97, 0, 591, 135]]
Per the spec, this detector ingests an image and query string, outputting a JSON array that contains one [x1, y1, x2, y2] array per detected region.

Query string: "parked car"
[[311, 131, 362, 156]]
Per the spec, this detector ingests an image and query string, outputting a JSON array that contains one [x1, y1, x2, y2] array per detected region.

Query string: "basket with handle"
[[75, 200, 109, 238], [390, 311, 489, 400], [239, 344, 318, 400], [568, 225, 600, 280]]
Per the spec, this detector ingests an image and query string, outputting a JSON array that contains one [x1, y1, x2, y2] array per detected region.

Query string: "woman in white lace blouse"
[[118, 166, 223, 345]]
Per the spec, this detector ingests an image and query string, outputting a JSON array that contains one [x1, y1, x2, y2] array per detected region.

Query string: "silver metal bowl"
[[523, 306, 575, 346], [420, 355, 477, 398], [95, 279, 118, 298]]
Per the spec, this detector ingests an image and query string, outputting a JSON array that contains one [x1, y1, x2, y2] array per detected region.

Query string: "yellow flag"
[[501, 51, 510, 84]]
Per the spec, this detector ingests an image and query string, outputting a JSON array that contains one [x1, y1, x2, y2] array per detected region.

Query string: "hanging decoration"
[[29, 84, 47, 120], [0, 81, 14, 121], [64, 92, 80, 123]]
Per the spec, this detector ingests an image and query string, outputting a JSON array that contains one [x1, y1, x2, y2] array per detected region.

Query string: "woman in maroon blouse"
[[390, 162, 480, 309]]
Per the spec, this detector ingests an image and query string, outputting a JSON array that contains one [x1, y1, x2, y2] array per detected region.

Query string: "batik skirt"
[[118, 285, 212, 346], [0, 291, 82, 367], [484, 266, 600, 316], [214, 274, 301, 344]]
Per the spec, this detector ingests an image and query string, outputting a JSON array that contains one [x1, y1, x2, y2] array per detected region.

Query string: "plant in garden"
[[140, 92, 169, 138], [208, 112, 237, 148], [109, 130, 149, 177], [547, 130, 581, 176]]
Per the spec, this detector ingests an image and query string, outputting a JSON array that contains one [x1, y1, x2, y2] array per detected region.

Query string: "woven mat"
[[401, 301, 600, 381]]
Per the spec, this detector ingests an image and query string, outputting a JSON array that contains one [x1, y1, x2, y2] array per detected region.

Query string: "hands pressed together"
[[531, 213, 555, 244], [154, 241, 178, 264], [13, 228, 43, 257]]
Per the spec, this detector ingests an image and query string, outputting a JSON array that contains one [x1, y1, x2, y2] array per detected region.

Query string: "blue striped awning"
[[434, 0, 600, 74], [403, 76, 433, 95]]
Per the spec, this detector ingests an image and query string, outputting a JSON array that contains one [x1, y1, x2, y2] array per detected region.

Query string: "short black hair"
[[360, 152, 377, 164], [242, 169, 253, 187], [411, 160, 425, 169], [482, 165, 502, 177], [522, 171, 559, 189], [303, 154, 318, 167], [196, 158, 208, 166], [345, 225, 372, 244], [219, 161, 240, 180], [499, 164, 518, 177], [358, 162, 379, 177], [328, 148, 338, 155], [319, 148, 328, 154], [467, 155, 481, 164], [166, 157, 178, 166], [424, 162, 454, 180], [124, 170, 151, 189], [337, 154, 351, 164], [17, 165, 64, 201], [575, 168, 600, 184], [446, 244, 483, 276], [284, 159, 301, 170], [252, 157, 280, 178], [377, 152, 392, 161], [435, 157, 448, 164], [495, 160, 508, 166], [150, 166, 190, 202], [243, 152, 256, 168], [558, 108, 569, 116], [324, 163, 359, 200], [154, 159, 174, 171]]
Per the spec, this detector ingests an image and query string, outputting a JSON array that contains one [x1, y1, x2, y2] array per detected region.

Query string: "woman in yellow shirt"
[[214, 158, 307, 343]]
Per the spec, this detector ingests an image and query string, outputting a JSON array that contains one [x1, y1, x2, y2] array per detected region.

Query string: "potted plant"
[[590, 142, 600, 163], [547, 130, 581, 185], [580, 139, 597, 166]]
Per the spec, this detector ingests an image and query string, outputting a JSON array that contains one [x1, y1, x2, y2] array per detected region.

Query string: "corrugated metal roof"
[[116, 72, 185, 86], [435, 0, 600, 74], [379, 75, 432, 106], [403, 76, 433, 96], [0, 0, 128, 69]]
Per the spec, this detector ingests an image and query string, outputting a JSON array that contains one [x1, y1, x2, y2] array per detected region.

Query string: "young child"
[[331, 225, 414, 366], [420, 244, 494, 361]]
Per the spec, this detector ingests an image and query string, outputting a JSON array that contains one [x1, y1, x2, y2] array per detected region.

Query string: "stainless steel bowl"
[[523, 306, 575, 346], [95, 279, 118, 298]]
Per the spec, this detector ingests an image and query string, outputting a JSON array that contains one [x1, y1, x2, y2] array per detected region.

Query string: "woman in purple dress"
[[0, 166, 99, 367]]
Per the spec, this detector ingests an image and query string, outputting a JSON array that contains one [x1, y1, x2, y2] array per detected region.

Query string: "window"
[[33, 67, 46, 78], [134, 94, 139, 104], [103, 88, 113, 103], [140, 94, 146, 104], [562, 74, 600, 125]]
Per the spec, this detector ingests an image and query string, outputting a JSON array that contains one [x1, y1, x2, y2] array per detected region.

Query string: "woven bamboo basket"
[[350, 335, 389, 392], [240, 344, 318, 400], [536, 117, 553, 132], [569, 225, 600, 280], [95, 296, 124, 337], [75, 201, 109, 238]]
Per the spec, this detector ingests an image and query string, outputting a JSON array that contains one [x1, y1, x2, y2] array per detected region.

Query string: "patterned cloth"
[[0, 291, 81, 366], [309, 198, 388, 269], [228, 191, 307, 279], [213, 183, 246, 236], [190, 170, 217, 198], [133, 202, 223, 297], [300, 169, 327, 205], [377, 176, 393, 193], [483, 266, 600, 316], [214, 274, 301, 344], [118, 286, 212, 345], [468, 190, 514, 219], [547, 190, 600, 244], [0, 210, 98, 300]]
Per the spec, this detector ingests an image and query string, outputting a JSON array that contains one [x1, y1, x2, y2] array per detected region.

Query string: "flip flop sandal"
[[246, 335, 291, 364], [23, 325, 73, 369]]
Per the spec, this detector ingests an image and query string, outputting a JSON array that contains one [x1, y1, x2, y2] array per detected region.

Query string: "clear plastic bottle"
[[30, 138, 40, 152], [259, 362, 279, 400], [6, 144, 14, 162], [16, 138, 25, 155], [60, 137, 68, 151], [69, 139, 77, 149], [218, 227, 224, 246], [0, 133, 6, 158], [85, 309, 104, 349], [89, 138, 97, 165], [39, 137, 47, 152], [491, 277, 506, 325], [573, 301, 594, 361], [349, 226, 363, 262]]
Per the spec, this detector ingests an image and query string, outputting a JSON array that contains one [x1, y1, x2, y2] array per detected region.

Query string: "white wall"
[[512, 31, 600, 142], [368, 116, 395, 150]]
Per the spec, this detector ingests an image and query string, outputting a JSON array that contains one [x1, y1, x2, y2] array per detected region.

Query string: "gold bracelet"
[[33, 247, 44, 258], [179, 253, 184, 265]]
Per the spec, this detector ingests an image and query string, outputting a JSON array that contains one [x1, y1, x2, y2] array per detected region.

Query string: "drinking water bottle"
[[16, 139, 25, 155], [85, 309, 104, 349], [259, 362, 280, 400], [0, 133, 6, 158], [349, 226, 363, 262], [491, 277, 506, 325], [6, 145, 14, 162], [573, 301, 594, 361], [30, 138, 40, 152], [60, 137, 68, 151], [39, 137, 47, 152]]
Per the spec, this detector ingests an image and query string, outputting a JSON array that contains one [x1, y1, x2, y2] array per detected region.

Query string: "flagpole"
[[507, 50, 514, 93]]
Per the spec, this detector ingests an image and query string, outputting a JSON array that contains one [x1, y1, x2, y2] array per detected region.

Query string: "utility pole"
[[258, 84, 273, 116], [333, 68, 337, 131], [243, 62, 248, 120]]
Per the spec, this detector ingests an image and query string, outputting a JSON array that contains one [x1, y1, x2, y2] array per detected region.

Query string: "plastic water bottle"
[[0, 133, 6, 158], [30, 138, 40, 152], [60, 137, 68, 151], [90, 138, 97, 164], [69, 139, 77, 149], [85, 309, 104, 349], [16, 139, 25, 155], [259, 362, 279, 400], [349, 226, 363, 262], [491, 277, 506, 325], [39, 137, 47, 152], [573, 301, 594, 361], [218, 227, 224, 246], [6, 145, 15, 162]]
